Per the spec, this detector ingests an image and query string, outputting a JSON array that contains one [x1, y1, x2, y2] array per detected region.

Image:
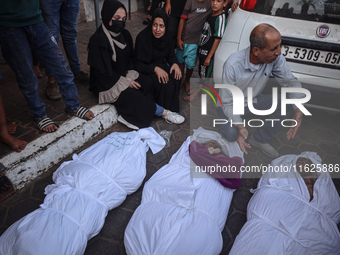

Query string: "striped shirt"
[[198, 11, 227, 57]]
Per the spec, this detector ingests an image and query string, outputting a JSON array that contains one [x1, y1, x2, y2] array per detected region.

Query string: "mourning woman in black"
[[88, 0, 184, 129], [134, 9, 182, 114]]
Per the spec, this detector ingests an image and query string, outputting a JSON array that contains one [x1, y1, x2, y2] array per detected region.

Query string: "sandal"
[[66, 106, 92, 120], [143, 17, 151, 25], [34, 117, 59, 133]]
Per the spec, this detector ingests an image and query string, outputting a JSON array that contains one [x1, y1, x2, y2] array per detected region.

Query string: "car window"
[[251, 0, 340, 25]]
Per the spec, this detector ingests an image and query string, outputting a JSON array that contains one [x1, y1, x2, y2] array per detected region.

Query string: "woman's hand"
[[129, 80, 141, 90], [170, 63, 182, 80], [154, 66, 169, 84]]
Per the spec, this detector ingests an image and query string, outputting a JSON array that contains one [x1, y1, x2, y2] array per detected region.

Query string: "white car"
[[214, 0, 340, 111]]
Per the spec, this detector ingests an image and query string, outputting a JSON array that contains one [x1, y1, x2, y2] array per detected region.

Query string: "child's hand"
[[204, 57, 211, 67], [231, 1, 239, 12], [177, 38, 184, 50], [165, 2, 171, 15]]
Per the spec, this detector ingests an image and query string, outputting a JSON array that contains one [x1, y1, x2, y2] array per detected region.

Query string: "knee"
[[185, 57, 196, 70], [287, 105, 295, 118], [60, 28, 78, 42], [219, 124, 238, 142]]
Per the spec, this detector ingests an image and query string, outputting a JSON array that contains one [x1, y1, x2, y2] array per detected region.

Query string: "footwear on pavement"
[[46, 81, 62, 101], [34, 117, 59, 133], [66, 106, 94, 121], [163, 111, 185, 124], [118, 115, 139, 130], [74, 71, 89, 83]]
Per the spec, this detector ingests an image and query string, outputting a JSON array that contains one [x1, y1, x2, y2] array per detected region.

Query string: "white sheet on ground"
[[230, 152, 340, 255], [124, 127, 244, 255], [0, 127, 165, 255]]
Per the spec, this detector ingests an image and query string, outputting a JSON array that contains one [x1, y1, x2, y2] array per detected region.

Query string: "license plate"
[[281, 45, 340, 68]]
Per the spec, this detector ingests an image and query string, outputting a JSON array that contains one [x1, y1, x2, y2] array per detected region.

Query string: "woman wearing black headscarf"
[[135, 9, 182, 113], [88, 0, 184, 129]]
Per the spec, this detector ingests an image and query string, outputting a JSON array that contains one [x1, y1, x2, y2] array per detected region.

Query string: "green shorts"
[[176, 44, 198, 70]]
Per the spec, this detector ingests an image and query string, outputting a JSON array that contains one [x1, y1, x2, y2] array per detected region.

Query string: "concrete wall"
[[81, 0, 139, 22]]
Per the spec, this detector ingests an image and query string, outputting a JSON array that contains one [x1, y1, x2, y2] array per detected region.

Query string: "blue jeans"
[[40, 0, 81, 75], [0, 22, 79, 120], [217, 94, 294, 143], [155, 104, 164, 116]]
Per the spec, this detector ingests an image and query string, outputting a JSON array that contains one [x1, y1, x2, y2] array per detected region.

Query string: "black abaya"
[[134, 10, 180, 112], [88, 25, 156, 128]]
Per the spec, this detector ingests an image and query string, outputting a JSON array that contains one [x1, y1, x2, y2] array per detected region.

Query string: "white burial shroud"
[[124, 127, 244, 255], [0, 127, 165, 255], [230, 152, 340, 255]]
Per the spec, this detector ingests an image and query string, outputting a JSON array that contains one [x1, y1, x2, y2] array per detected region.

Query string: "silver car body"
[[214, 0, 340, 110]]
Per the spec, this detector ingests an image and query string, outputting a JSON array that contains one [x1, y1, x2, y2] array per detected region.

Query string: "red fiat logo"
[[316, 25, 330, 38]]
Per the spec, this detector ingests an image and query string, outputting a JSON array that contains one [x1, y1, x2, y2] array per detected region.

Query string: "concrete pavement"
[[0, 11, 339, 255]]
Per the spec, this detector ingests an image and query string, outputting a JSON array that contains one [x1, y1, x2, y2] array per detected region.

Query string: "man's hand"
[[237, 125, 248, 140], [237, 135, 251, 154], [237, 125, 250, 154], [287, 108, 303, 140]]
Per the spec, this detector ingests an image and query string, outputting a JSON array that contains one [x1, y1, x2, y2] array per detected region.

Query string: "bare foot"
[[180, 79, 184, 88], [184, 81, 190, 95], [84, 110, 94, 120], [68, 108, 94, 120], [0, 133, 27, 152], [41, 123, 58, 132], [184, 94, 199, 102], [184, 89, 200, 102], [33, 65, 43, 78], [7, 122, 17, 135], [35, 119, 58, 133]]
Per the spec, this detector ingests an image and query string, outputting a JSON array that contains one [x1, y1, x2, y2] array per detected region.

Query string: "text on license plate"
[[281, 45, 340, 67]]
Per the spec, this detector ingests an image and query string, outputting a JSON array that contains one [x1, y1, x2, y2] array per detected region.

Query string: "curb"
[[3, 104, 118, 190]]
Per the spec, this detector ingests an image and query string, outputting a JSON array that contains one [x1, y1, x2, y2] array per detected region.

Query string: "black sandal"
[[143, 17, 151, 25], [34, 117, 59, 132], [66, 106, 91, 120]]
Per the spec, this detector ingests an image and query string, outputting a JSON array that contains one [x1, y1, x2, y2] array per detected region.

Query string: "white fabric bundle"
[[124, 127, 244, 255], [0, 127, 165, 255], [230, 152, 340, 255]]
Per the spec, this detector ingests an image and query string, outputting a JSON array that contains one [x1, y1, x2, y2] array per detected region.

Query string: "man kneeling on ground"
[[218, 23, 304, 158]]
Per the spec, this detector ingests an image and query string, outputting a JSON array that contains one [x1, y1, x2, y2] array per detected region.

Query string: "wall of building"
[[80, 0, 143, 23]]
